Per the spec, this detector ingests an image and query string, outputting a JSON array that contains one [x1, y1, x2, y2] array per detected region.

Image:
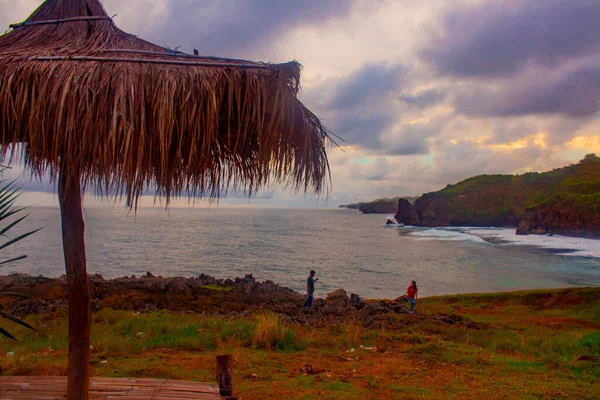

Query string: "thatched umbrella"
[[0, 0, 329, 398]]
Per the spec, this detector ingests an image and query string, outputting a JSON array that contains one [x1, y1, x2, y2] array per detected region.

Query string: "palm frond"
[[0, 311, 36, 332], [0, 255, 27, 266], [0, 292, 30, 299], [0, 326, 17, 341], [0, 168, 38, 339], [0, 228, 40, 251]]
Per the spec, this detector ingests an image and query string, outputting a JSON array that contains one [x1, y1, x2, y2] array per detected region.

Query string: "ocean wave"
[[465, 228, 600, 258], [408, 228, 490, 244], [383, 223, 404, 228]]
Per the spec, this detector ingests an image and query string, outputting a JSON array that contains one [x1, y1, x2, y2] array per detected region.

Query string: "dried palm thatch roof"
[[0, 0, 330, 206]]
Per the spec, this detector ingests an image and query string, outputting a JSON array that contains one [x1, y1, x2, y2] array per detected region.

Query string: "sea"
[[3, 207, 600, 299]]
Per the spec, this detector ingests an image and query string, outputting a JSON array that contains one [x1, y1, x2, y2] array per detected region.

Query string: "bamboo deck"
[[0, 376, 221, 399]]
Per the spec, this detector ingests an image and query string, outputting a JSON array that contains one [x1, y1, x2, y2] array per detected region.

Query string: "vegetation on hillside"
[[397, 154, 600, 233], [1, 288, 598, 399], [340, 197, 415, 214], [359, 198, 400, 214]]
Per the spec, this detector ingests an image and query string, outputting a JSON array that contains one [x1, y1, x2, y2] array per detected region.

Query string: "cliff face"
[[395, 154, 600, 236], [359, 198, 398, 214], [339, 203, 363, 209], [357, 197, 416, 214], [516, 194, 600, 236]]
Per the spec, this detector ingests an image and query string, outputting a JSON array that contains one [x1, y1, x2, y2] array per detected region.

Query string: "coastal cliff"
[[359, 198, 399, 214], [395, 154, 600, 236], [340, 197, 415, 214]]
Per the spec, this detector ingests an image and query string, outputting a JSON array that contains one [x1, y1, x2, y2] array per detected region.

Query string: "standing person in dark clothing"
[[304, 270, 318, 308]]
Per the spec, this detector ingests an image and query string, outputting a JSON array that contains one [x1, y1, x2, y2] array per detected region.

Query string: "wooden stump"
[[216, 355, 234, 398], [59, 172, 91, 400]]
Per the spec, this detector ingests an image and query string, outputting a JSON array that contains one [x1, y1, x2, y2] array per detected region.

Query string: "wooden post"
[[216, 355, 235, 399], [58, 171, 91, 400]]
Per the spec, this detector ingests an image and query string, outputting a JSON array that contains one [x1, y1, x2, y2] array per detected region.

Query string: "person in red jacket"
[[406, 281, 418, 314]]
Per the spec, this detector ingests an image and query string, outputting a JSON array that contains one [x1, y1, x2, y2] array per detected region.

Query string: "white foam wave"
[[384, 223, 403, 228], [408, 228, 489, 244], [465, 228, 600, 258]]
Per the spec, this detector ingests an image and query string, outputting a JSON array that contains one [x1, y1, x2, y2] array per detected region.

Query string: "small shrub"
[[252, 313, 303, 351], [203, 284, 233, 292], [342, 323, 362, 350]]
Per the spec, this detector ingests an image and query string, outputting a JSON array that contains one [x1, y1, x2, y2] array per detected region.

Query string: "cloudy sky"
[[1, 0, 599, 208]]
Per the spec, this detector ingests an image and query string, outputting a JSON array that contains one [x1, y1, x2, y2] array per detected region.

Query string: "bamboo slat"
[[0, 377, 221, 399]]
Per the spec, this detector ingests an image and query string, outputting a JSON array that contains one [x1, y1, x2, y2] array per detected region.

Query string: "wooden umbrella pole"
[[58, 171, 91, 400]]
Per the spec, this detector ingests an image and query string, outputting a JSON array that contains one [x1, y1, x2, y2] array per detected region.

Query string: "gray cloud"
[[304, 62, 413, 153], [336, 113, 396, 148], [387, 137, 428, 156], [397, 89, 446, 109], [485, 121, 536, 145], [384, 120, 445, 156], [136, 0, 360, 58], [421, 0, 600, 78], [327, 63, 408, 110], [348, 158, 394, 182], [427, 139, 548, 186], [455, 56, 600, 118]]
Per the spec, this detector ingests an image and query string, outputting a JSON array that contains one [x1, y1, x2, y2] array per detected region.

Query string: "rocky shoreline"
[[0, 273, 476, 330]]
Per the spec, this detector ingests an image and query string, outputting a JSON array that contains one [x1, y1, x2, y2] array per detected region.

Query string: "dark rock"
[[349, 293, 365, 309], [465, 321, 484, 330], [322, 289, 351, 316], [577, 355, 597, 362], [198, 273, 218, 285], [515, 220, 530, 235], [9, 298, 68, 318], [386, 219, 396, 225], [433, 313, 463, 325], [235, 274, 255, 285], [166, 278, 192, 295], [359, 302, 387, 317], [395, 198, 418, 225], [326, 289, 349, 302], [145, 272, 154, 278], [312, 298, 326, 309], [322, 302, 352, 316], [389, 302, 410, 314], [394, 295, 408, 303]]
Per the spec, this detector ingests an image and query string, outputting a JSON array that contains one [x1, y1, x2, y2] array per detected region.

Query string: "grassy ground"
[[1, 287, 599, 399]]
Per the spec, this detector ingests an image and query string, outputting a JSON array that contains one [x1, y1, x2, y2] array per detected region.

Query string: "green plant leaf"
[[0, 168, 39, 340], [0, 255, 27, 267], [0, 228, 41, 251], [0, 214, 29, 236], [0, 326, 17, 341], [0, 207, 29, 224], [0, 292, 31, 299], [0, 311, 37, 332]]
